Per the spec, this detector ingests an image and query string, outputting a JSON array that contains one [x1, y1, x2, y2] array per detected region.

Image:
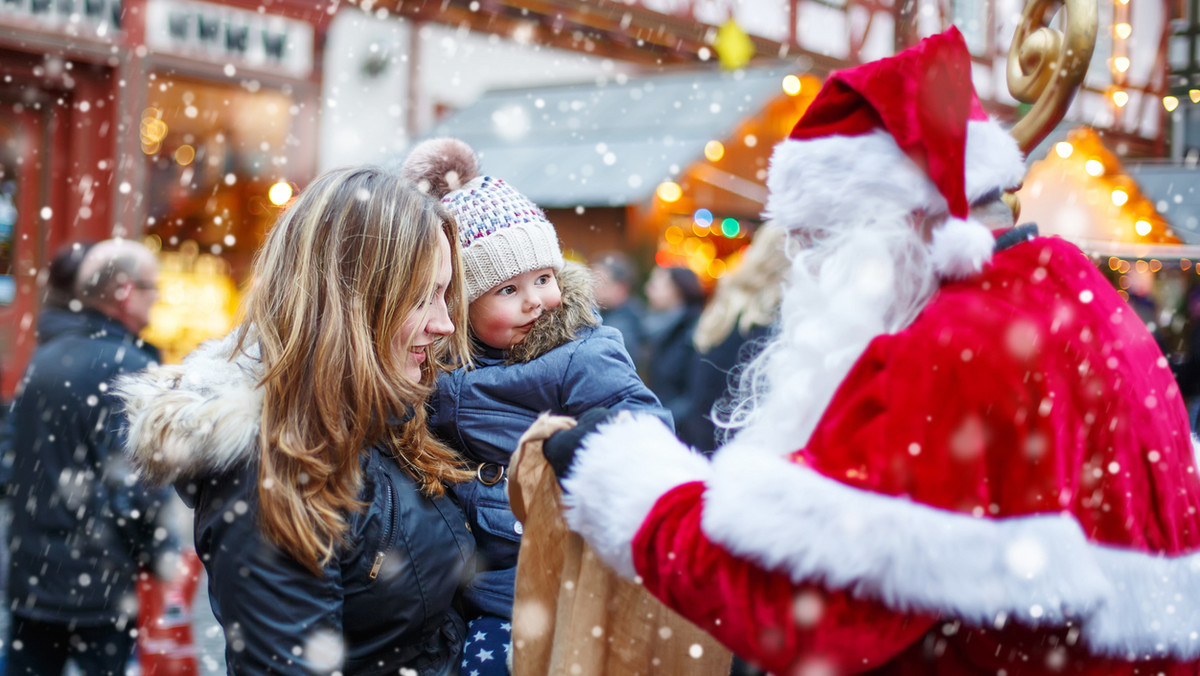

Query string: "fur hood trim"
[[114, 331, 264, 486], [504, 261, 600, 364]]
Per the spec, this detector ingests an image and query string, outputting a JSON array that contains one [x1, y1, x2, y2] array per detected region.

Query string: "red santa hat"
[[764, 28, 1025, 246]]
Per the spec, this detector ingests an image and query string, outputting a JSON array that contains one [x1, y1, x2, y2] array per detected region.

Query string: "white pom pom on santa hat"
[[400, 137, 480, 199]]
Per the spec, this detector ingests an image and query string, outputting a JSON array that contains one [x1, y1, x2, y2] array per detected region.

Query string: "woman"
[[688, 224, 790, 454], [116, 166, 476, 675]]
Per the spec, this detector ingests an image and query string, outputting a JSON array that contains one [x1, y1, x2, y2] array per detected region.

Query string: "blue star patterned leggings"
[[459, 615, 511, 676]]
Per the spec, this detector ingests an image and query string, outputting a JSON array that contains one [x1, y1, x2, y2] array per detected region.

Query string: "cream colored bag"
[[508, 414, 732, 675]]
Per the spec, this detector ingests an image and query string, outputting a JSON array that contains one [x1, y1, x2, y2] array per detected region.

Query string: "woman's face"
[[393, 229, 455, 383], [645, 267, 682, 312]]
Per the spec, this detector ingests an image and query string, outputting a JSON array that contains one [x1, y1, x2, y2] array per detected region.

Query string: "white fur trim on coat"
[[561, 413, 712, 579], [701, 440, 1200, 661], [561, 414, 1200, 661], [764, 119, 1024, 233], [114, 330, 263, 485]]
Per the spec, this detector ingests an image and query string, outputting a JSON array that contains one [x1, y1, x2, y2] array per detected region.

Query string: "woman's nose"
[[427, 304, 454, 337]]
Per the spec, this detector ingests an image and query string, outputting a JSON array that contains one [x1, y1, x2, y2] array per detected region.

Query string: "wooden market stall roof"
[[417, 64, 803, 210], [1018, 127, 1200, 260]]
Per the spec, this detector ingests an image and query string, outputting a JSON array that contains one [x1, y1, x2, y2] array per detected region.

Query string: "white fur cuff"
[[561, 413, 712, 578]]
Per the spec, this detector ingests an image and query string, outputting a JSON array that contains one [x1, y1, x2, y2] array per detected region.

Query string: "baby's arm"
[[560, 329, 675, 432]]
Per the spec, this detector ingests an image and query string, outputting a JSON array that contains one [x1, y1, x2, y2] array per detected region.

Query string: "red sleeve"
[[631, 482, 936, 675]]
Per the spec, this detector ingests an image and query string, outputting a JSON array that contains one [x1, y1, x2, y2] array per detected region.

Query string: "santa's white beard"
[[718, 215, 943, 454]]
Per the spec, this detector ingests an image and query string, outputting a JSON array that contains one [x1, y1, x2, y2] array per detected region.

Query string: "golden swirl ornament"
[[1006, 0, 1098, 153]]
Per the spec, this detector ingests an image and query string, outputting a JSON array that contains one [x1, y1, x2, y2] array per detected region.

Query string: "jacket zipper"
[[370, 479, 396, 580]]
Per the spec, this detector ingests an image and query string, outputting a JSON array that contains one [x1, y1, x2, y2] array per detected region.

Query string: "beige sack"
[[508, 414, 732, 675]]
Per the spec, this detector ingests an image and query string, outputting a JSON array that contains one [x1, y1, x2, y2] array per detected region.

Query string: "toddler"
[[403, 138, 672, 675]]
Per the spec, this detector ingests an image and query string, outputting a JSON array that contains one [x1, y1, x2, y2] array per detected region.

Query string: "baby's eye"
[[498, 285, 517, 296], [536, 274, 552, 285]]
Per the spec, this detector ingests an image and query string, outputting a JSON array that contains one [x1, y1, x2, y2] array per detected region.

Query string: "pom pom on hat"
[[401, 137, 480, 198], [401, 138, 564, 303]]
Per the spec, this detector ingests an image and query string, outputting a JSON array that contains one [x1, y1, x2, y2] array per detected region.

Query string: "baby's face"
[[469, 267, 562, 350]]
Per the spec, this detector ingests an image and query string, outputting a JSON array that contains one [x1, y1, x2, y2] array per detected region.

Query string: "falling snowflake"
[[304, 628, 344, 673]]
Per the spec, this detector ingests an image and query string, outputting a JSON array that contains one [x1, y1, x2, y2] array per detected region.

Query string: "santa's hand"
[[544, 407, 617, 484]]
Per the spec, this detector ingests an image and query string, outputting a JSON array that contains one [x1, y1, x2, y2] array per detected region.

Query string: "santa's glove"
[[544, 407, 616, 484]]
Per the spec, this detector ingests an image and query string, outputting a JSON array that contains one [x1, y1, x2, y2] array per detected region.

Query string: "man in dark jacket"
[[6, 238, 174, 676]]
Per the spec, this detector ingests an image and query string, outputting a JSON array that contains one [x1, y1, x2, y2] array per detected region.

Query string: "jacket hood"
[[504, 261, 600, 364], [114, 330, 264, 486]]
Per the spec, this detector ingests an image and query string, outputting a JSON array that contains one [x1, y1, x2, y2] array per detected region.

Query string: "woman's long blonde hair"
[[235, 166, 473, 575], [693, 224, 791, 353]]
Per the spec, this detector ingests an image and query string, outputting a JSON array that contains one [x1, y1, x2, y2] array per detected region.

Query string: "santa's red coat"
[[562, 236, 1200, 675]]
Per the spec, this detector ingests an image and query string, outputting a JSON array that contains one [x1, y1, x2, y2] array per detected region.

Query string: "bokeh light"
[[656, 181, 682, 203], [782, 74, 802, 96], [174, 144, 195, 166], [268, 181, 294, 206]]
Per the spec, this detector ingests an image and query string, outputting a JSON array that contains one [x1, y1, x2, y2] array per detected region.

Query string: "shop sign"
[[0, 0, 122, 36], [145, 0, 313, 78]]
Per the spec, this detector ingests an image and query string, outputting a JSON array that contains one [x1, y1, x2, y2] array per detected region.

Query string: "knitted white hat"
[[401, 138, 564, 302]]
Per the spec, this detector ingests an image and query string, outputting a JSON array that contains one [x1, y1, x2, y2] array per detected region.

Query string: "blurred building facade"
[[0, 0, 329, 394]]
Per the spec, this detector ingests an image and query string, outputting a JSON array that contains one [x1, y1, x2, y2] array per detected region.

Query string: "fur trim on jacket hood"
[[114, 331, 264, 487], [502, 261, 601, 364]]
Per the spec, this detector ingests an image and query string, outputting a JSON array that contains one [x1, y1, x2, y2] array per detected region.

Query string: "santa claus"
[[542, 27, 1200, 675]]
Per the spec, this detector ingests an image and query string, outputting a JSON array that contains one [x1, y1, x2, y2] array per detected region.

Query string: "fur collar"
[[114, 331, 264, 486], [502, 261, 600, 364]]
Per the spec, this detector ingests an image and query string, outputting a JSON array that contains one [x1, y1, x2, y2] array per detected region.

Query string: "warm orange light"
[[1112, 90, 1129, 107], [704, 140, 725, 162], [664, 225, 684, 245], [1114, 23, 1132, 40], [1113, 57, 1130, 73], [1085, 160, 1105, 177], [174, 144, 195, 166], [1111, 189, 1128, 206], [1135, 220, 1152, 236], [1164, 96, 1180, 112], [1055, 142, 1074, 158], [707, 258, 727, 279], [782, 75, 802, 96]]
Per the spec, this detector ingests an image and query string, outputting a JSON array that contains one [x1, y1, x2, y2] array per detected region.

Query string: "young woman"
[[117, 166, 476, 675]]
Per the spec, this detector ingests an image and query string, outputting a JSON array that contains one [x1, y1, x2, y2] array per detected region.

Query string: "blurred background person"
[[0, 239, 95, 670], [688, 224, 790, 455], [5, 238, 176, 676], [590, 251, 645, 357], [641, 264, 706, 446], [36, 241, 96, 344]]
